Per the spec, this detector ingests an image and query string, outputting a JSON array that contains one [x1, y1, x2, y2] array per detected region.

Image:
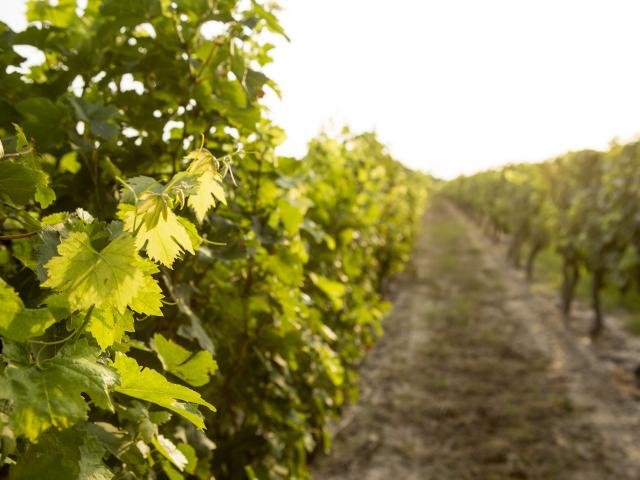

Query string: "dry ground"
[[312, 199, 640, 480]]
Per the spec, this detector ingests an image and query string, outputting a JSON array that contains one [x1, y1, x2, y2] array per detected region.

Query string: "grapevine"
[[0, 1, 428, 478]]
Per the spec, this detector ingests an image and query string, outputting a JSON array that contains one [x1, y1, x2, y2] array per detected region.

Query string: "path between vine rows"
[[312, 199, 640, 480]]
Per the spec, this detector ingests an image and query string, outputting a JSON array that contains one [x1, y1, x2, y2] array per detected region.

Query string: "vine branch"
[[0, 230, 39, 241], [1, 148, 33, 159]]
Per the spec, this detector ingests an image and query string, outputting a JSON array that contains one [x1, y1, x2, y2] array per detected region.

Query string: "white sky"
[[4, 1, 640, 178]]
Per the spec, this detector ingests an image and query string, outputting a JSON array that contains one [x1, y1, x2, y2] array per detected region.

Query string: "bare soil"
[[312, 199, 640, 480]]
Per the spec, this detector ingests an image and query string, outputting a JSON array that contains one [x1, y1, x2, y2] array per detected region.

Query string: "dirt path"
[[312, 199, 640, 480]]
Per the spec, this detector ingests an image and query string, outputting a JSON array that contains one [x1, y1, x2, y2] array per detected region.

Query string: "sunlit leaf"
[[42, 231, 159, 313], [112, 353, 215, 429]]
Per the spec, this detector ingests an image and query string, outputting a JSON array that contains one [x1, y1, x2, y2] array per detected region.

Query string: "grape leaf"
[[27, 0, 78, 29], [112, 353, 215, 429], [0, 161, 45, 205], [119, 203, 195, 267], [42, 231, 160, 314], [0, 277, 57, 341], [315, 343, 345, 387], [177, 216, 203, 251], [188, 170, 227, 223], [309, 273, 346, 310], [78, 432, 115, 480], [0, 340, 119, 441], [119, 176, 162, 204], [88, 307, 135, 350], [128, 258, 164, 316], [35, 183, 56, 208], [275, 198, 305, 236], [152, 333, 218, 387], [68, 97, 119, 140], [184, 149, 227, 222], [9, 427, 113, 480]]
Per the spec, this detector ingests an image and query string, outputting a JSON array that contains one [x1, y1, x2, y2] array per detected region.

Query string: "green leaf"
[[100, 0, 162, 25], [251, 1, 289, 40], [0, 161, 44, 205], [27, 0, 78, 28], [177, 443, 197, 474], [128, 258, 165, 316], [119, 176, 162, 204], [161, 461, 185, 480], [42, 231, 160, 313], [112, 353, 215, 429], [58, 151, 81, 174], [35, 226, 63, 282], [152, 334, 218, 387], [15, 97, 68, 150], [230, 40, 246, 82], [0, 340, 118, 441], [0, 277, 57, 341], [276, 198, 304, 236], [68, 97, 119, 140], [88, 308, 135, 350], [309, 273, 346, 310], [78, 432, 115, 480], [35, 183, 56, 208], [188, 171, 226, 222], [315, 343, 345, 387], [119, 203, 195, 267], [184, 150, 227, 222], [9, 427, 113, 480], [177, 216, 203, 251]]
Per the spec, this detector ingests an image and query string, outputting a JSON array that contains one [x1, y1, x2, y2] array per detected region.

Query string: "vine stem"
[[0, 231, 39, 240], [1, 148, 33, 159]]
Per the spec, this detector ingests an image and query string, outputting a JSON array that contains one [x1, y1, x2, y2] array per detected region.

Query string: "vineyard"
[[444, 143, 640, 338], [3, 1, 640, 480]]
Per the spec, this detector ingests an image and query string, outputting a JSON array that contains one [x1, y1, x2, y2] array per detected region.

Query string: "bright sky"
[[4, 1, 640, 178]]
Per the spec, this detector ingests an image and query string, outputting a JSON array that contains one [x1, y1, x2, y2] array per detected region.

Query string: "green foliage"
[[0, 0, 428, 478], [1, 340, 118, 442]]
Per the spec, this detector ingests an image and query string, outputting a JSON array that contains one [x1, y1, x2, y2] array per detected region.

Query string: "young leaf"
[[112, 353, 216, 429], [152, 333, 218, 387], [188, 170, 226, 223], [119, 204, 195, 267], [0, 340, 119, 441], [184, 148, 227, 222], [43, 231, 161, 313]]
